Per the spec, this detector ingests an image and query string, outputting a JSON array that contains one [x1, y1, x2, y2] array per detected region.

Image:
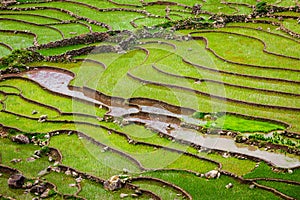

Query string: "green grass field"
[[0, 0, 299, 199]]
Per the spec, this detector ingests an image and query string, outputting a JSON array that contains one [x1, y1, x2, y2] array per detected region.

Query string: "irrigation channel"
[[24, 68, 300, 169]]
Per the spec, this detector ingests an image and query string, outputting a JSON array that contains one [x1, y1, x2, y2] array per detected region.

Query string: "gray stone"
[[32, 110, 38, 115], [10, 158, 22, 163], [12, 134, 30, 144], [120, 193, 128, 198], [104, 175, 124, 191], [225, 183, 233, 189], [8, 174, 25, 189], [204, 170, 220, 179]]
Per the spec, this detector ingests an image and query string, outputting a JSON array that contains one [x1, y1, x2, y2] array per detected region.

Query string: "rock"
[[131, 193, 139, 197], [32, 110, 38, 115], [249, 184, 255, 189], [75, 177, 82, 183], [225, 183, 233, 189], [38, 115, 48, 122], [69, 183, 76, 187], [235, 135, 247, 143], [120, 193, 128, 198], [38, 169, 48, 176], [30, 184, 47, 195], [222, 152, 230, 158], [34, 150, 41, 156], [65, 170, 71, 176], [8, 174, 25, 189], [40, 188, 50, 198], [103, 146, 109, 152], [135, 189, 142, 195], [12, 134, 30, 144], [72, 171, 78, 177], [204, 170, 220, 179], [123, 168, 129, 174], [104, 175, 124, 191]]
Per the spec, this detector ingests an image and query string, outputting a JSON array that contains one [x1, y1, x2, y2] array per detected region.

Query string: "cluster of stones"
[[176, 3, 300, 30], [41, 28, 189, 62], [7, 173, 54, 198]]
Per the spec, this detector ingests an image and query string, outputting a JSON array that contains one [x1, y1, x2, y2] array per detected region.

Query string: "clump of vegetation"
[[0, 49, 43, 70], [255, 2, 270, 13], [248, 132, 300, 148]]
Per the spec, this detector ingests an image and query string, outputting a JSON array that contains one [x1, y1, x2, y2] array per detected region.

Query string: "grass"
[[0, 78, 107, 117], [0, 138, 51, 178], [50, 23, 90, 38], [192, 31, 300, 70], [3, 94, 60, 119], [210, 114, 286, 133], [0, 1, 299, 199], [131, 180, 185, 200], [220, 26, 300, 58], [0, 20, 62, 44], [257, 180, 300, 199], [244, 162, 300, 182], [143, 170, 281, 200], [50, 134, 142, 178], [0, 32, 34, 51], [0, 14, 60, 24]]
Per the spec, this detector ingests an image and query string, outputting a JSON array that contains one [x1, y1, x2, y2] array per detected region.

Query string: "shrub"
[[255, 2, 269, 13], [0, 49, 43, 70]]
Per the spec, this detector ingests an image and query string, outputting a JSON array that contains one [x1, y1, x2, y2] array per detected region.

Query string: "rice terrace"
[[0, 0, 300, 199]]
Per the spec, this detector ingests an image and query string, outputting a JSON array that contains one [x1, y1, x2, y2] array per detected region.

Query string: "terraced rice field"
[[0, 0, 299, 199]]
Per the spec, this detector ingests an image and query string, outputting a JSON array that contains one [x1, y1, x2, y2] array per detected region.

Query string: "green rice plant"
[[0, 20, 62, 44], [49, 134, 141, 179], [257, 180, 300, 199], [244, 162, 300, 182], [0, 138, 51, 178], [0, 9, 75, 21], [0, 14, 60, 24], [282, 18, 300, 35], [192, 32, 300, 70], [44, 172, 78, 195], [0, 174, 35, 200], [130, 62, 300, 108], [131, 180, 185, 200], [143, 171, 281, 200], [0, 32, 34, 50], [0, 78, 107, 117], [50, 23, 90, 38], [212, 115, 285, 133], [3, 94, 60, 118], [0, 46, 11, 58], [0, 86, 20, 94], [220, 26, 300, 58]]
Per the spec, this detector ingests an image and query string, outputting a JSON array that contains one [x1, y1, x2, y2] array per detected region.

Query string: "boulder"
[[30, 184, 47, 195], [103, 175, 127, 191], [38, 115, 48, 122], [8, 174, 25, 189], [12, 134, 30, 144], [204, 170, 220, 179]]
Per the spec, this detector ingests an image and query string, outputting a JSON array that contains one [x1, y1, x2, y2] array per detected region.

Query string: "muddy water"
[[25, 68, 300, 168]]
